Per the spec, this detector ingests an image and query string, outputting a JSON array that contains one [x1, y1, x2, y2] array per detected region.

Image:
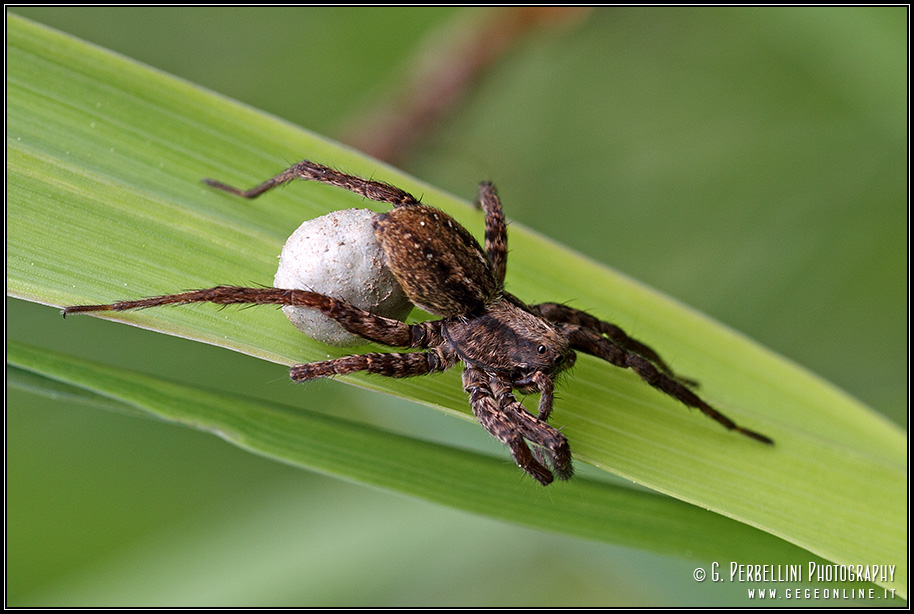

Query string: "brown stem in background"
[[339, 7, 592, 165]]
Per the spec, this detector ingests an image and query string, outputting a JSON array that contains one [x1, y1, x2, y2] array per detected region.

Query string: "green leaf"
[[9, 338, 825, 567], [7, 13, 906, 600]]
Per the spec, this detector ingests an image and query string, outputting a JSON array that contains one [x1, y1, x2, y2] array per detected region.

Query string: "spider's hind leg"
[[203, 159, 421, 207], [62, 286, 448, 351], [65, 286, 423, 345], [63, 285, 461, 387]]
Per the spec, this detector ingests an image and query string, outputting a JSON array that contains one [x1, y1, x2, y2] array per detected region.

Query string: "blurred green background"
[[7, 7, 906, 606]]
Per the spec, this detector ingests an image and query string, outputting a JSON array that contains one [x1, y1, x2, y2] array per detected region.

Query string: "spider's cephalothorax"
[[63, 160, 773, 485]]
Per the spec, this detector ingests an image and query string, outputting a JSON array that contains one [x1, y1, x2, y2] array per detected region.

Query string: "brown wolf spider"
[[64, 160, 773, 485]]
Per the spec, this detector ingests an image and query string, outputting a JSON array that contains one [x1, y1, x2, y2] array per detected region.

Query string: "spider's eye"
[[537, 344, 547, 355]]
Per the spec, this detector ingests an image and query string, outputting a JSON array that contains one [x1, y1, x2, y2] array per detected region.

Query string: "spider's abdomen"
[[374, 204, 498, 317]]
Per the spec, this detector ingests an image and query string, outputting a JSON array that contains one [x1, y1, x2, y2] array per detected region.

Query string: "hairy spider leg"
[[530, 301, 697, 386], [510, 369, 558, 422], [203, 159, 421, 207], [474, 181, 508, 286], [560, 323, 773, 444], [61, 286, 441, 349], [488, 375, 574, 481], [63, 284, 468, 385], [463, 367, 557, 485], [290, 346, 458, 381], [531, 371, 556, 421]]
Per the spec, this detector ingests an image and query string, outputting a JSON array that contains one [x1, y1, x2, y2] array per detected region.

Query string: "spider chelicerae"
[[63, 160, 773, 484]]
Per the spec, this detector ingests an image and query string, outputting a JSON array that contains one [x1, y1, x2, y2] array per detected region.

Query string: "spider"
[[63, 160, 773, 485]]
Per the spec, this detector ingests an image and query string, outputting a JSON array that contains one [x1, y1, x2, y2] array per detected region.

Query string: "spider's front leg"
[[530, 301, 694, 385], [512, 370, 557, 422], [463, 367, 556, 485], [489, 375, 574, 481], [560, 323, 773, 445]]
